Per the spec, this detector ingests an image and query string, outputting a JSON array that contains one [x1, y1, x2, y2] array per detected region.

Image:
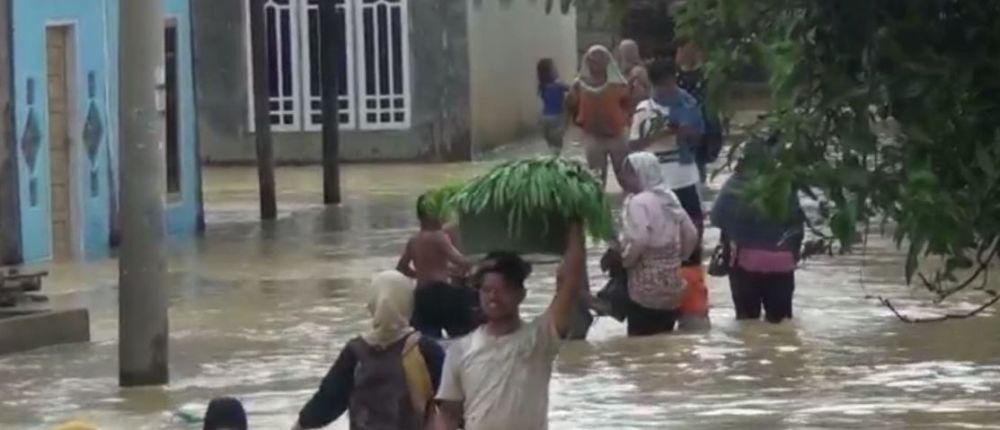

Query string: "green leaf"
[[450, 157, 614, 241]]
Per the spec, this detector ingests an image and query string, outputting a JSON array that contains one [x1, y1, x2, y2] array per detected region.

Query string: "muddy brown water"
[[0, 162, 998, 429]]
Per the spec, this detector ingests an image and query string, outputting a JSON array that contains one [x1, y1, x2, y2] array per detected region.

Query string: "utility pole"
[[118, 0, 169, 387], [249, 0, 277, 219], [319, 0, 342, 205], [0, 0, 22, 265]]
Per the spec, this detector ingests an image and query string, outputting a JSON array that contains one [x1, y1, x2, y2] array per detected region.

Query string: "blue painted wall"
[[12, 0, 200, 263], [163, 0, 200, 236]]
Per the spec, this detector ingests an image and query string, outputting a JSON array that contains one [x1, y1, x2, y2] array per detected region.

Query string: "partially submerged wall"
[[0, 308, 90, 355]]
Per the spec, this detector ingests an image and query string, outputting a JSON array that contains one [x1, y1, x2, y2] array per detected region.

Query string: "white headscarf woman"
[[569, 45, 633, 187], [617, 40, 643, 75], [617, 39, 651, 106], [292, 270, 444, 430], [364, 270, 416, 347], [576, 45, 628, 93], [617, 152, 698, 329], [624, 151, 683, 207]]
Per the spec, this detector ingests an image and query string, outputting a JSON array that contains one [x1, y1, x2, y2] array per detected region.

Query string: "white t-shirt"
[[629, 99, 701, 189], [436, 313, 561, 430]]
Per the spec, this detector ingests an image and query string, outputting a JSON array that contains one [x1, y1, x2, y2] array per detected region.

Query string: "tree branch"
[[874, 294, 1000, 324]]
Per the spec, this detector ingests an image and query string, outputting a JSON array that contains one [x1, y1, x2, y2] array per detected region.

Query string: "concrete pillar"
[[118, 0, 169, 387]]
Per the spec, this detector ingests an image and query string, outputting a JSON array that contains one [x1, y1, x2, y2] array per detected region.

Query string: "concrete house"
[[192, 0, 578, 163], [0, 0, 202, 264]]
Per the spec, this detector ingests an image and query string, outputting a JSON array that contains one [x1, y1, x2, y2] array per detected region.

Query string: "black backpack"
[[346, 335, 424, 430]]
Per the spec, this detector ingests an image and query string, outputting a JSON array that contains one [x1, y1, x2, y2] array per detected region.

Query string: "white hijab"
[[577, 45, 628, 93], [363, 270, 415, 348], [617, 39, 642, 74], [625, 152, 683, 207]]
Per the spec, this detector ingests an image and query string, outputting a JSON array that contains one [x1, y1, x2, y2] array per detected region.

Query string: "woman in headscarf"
[[607, 152, 698, 336], [617, 39, 652, 110], [292, 271, 445, 430], [566, 45, 632, 188]]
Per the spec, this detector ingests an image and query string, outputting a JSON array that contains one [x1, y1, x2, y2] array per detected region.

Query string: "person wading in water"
[[629, 58, 706, 260], [566, 45, 632, 188], [711, 138, 806, 324], [617, 39, 652, 111], [397, 195, 477, 339], [292, 271, 445, 430], [675, 37, 723, 184], [605, 152, 698, 335], [536, 58, 570, 156], [435, 223, 587, 430]]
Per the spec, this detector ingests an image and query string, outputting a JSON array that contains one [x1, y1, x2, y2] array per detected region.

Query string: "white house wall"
[[467, 0, 578, 150]]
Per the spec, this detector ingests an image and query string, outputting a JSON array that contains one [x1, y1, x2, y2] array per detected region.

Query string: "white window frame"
[[354, 0, 411, 130], [246, 0, 302, 132], [245, 0, 411, 133], [300, 0, 357, 131]]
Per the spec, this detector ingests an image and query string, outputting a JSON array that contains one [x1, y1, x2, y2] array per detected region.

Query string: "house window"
[[247, 0, 409, 132], [264, 0, 301, 130], [164, 20, 182, 197], [356, 0, 409, 130], [302, 0, 355, 130]]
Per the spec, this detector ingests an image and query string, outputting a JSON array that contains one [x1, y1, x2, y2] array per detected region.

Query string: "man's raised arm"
[[548, 222, 586, 337]]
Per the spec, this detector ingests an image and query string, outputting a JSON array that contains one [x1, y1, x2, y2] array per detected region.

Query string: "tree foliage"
[[675, 0, 1000, 306]]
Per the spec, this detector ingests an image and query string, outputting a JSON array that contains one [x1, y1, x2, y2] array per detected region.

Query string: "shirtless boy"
[[397, 195, 477, 338]]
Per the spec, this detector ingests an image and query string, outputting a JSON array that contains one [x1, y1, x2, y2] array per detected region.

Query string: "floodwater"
[[2, 152, 1000, 429]]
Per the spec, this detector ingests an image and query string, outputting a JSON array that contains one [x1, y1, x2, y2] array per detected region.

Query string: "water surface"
[[1, 161, 998, 429]]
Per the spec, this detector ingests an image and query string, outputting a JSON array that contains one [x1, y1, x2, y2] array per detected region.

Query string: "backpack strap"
[[401, 332, 434, 423]]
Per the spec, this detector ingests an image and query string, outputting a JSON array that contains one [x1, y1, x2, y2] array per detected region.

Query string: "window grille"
[[246, 0, 301, 131], [355, 0, 410, 129], [246, 0, 411, 132], [301, 0, 356, 130]]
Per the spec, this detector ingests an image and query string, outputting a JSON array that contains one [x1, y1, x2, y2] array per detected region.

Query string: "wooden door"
[[46, 26, 75, 260]]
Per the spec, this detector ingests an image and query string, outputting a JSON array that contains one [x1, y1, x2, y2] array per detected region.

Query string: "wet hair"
[[648, 58, 677, 86], [536, 58, 557, 95], [475, 251, 533, 290], [203, 397, 248, 430], [416, 194, 432, 222]]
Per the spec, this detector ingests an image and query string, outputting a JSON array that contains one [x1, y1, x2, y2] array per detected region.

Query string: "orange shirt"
[[571, 83, 631, 137], [679, 265, 709, 316]]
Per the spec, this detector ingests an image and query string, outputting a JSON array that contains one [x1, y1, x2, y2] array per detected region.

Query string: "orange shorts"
[[679, 265, 709, 316]]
